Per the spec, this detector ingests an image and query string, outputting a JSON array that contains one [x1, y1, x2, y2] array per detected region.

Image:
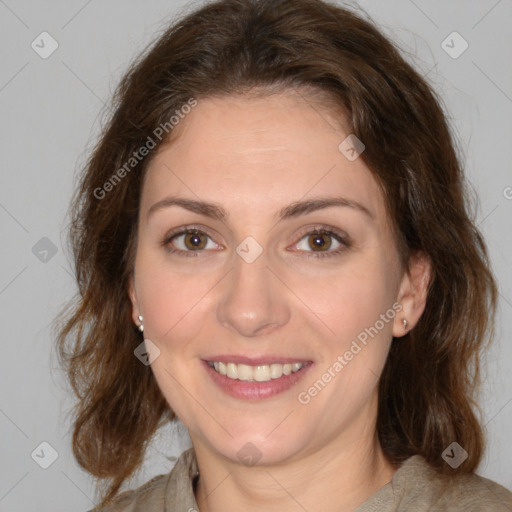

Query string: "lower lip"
[[202, 361, 313, 400]]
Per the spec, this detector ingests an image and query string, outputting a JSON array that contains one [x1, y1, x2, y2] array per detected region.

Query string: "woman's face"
[[130, 90, 420, 465]]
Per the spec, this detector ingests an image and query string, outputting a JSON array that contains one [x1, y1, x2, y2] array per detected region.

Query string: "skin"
[[129, 89, 431, 512]]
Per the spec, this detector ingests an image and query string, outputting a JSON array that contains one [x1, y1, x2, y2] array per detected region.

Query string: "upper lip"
[[203, 355, 312, 365]]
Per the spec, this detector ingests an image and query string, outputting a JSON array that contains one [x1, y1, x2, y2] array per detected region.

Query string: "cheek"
[[134, 250, 217, 352], [134, 256, 213, 416], [138, 278, 199, 341], [308, 257, 398, 346], [297, 261, 397, 419]]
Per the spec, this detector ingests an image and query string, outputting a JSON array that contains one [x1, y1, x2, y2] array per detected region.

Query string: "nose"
[[216, 248, 291, 338]]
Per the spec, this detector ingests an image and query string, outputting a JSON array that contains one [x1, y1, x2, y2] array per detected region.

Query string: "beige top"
[[89, 448, 512, 511]]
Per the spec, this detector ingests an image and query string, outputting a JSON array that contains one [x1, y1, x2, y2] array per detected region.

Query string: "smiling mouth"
[[207, 361, 306, 382]]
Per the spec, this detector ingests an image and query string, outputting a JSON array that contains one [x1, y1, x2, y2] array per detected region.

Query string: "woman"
[[57, 0, 512, 510]]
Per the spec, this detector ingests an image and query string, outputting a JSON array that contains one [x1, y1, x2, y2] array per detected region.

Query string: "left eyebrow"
[[278, 196, 374, 221]]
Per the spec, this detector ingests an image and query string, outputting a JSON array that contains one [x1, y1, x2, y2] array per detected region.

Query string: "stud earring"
[[138, 314, 144, 333], [402, 318, 409, 330]]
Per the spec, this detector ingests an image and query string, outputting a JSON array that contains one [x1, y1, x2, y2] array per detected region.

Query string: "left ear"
[[393, 251, 432, 338]]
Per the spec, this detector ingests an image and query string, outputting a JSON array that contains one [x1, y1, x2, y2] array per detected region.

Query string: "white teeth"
[[218, 361, 227, 375], [226, 362, 238, 379], [210, 361, 305, 382], [270, 363, 283, 379], [254, 365, 271, 382], [237, 364, 253, 381]]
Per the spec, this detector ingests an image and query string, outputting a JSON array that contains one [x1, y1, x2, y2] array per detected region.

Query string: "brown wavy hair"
[[56, 0, 498, 506]]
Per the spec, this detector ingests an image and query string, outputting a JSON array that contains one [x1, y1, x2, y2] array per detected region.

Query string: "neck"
[[193, 421, 396, 512]]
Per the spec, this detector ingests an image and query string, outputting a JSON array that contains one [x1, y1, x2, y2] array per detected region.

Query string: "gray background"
[[0, 0, 511, 510]]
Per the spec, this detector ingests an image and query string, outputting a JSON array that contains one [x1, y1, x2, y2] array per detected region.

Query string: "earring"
[[402, 318, 409, 330], [138, 314, 144, 333]]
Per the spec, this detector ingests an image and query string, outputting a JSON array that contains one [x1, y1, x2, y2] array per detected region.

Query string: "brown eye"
[[183, 231, 207, 250], [166, 229, 220, 254], [291, 228, 349, 259], [307, 232, 332, 251]]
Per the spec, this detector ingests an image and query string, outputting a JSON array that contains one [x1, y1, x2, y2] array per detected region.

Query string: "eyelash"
[[161, 225, 350, 259]]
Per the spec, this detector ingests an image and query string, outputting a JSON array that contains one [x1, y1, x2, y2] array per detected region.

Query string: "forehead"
[[142, 91, 388, 224]]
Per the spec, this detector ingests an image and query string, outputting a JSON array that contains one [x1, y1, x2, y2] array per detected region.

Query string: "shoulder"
[[86, 448, 197, 512], [87, 473, 169, 512], [395, 455, 512, 511]]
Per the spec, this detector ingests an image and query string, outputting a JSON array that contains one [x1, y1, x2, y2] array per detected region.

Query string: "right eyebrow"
[[147, 197, 228, 221]]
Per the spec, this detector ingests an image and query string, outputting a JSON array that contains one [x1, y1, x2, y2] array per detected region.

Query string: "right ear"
[[128, 273, 141, 326]]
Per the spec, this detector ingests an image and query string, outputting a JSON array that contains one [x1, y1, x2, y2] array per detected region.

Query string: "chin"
[[200, 422, 312, 467]]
